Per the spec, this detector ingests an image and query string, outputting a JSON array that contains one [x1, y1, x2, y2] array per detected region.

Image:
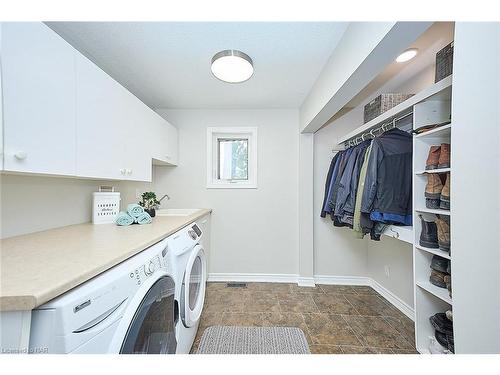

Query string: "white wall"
[[139, 109, 300, 276], [0, 174, 120, 238]]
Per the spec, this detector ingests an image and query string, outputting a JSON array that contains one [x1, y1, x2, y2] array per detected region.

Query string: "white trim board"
[[207, 273, 299, 284], [207, 273, 415, 321]]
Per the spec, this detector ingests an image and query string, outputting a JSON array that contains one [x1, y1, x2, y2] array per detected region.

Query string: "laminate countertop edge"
[[0, 209, 212, 311]]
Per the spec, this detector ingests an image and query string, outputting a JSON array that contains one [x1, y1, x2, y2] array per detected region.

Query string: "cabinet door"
[[1, 23, 76, 175], [76, 54, 152, 182], [164, 121, 179, 166], [76, 54, 125, 180]]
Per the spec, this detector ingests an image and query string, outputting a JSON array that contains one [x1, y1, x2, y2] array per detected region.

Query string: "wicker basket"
[[364, 93, 414, 124], [435, 41, 454, 83]]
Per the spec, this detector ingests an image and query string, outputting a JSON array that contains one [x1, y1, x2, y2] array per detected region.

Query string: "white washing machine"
[[166, 222, 207, 354], [29, 238, 177, 354]]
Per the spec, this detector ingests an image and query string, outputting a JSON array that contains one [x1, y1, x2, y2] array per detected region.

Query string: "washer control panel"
[[130, 255, 162, 285]]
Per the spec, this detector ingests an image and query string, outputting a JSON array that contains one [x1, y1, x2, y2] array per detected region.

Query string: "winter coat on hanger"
[[353, 143, 372, 238], [320, 151, 341, 218], [360, 128, 413, 225]]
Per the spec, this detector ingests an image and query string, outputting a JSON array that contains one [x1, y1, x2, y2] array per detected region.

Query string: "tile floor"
[[191, 282, 418, 354]]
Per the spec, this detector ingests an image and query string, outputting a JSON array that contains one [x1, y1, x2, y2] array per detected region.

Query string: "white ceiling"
[[46, 22, 348, 110]]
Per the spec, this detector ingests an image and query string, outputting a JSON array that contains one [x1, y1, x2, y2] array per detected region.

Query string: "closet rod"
[[334, 111, 413, 152]]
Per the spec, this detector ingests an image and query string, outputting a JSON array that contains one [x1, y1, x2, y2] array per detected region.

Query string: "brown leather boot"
[[436, 217, 450, 252], [440, 173, 450, 210], [425, 173, 443, 199], [426, 146, 441, 170], [438, 143, 451, 169]]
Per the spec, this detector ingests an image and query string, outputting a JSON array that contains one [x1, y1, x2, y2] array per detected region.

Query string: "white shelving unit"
[[412, 81, 453, 354]]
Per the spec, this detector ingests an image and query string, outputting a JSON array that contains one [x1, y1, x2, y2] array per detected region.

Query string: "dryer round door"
[[180, 244, 206, 328]]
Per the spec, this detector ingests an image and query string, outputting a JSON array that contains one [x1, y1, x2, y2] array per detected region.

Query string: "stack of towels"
[[116, 204, 152, 226]]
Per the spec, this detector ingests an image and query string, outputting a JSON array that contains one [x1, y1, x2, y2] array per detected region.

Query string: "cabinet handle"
[[126, 169, 132, 175], [120, 169, 126, 175], [15, 151, 28, 160]]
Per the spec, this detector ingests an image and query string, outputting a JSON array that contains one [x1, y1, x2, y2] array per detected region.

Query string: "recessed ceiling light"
[[396, 48, 418, 63], [211, 50, 254, 83]]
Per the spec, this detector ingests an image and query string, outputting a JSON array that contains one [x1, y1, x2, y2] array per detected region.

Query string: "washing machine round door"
[[118, 273, 177, 354], [181, 244, 206, 328]]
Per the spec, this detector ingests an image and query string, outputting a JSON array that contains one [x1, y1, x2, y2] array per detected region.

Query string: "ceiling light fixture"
[[211, 50, 254, 83], [396, 48, 418, 63]]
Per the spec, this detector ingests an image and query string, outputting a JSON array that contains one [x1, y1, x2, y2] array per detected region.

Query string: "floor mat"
[[196, 326, 310, 354]]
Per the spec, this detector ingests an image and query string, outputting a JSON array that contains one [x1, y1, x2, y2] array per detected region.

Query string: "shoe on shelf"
[[429, 313, 454, 335], [430, 269, 448, 288], [426, 198, 441, 209], [438, 143, 451, 169], [440, 172, 451, 210], [445, 309, 453, 321], [419, 215, 439, 248], [435, 331, 455, 354], [436, 216, 451, 252], [430, 255, 450, 273], [444, 274, 452, 297], [425, 173, 444, 199], [426, 146, 441, 170]]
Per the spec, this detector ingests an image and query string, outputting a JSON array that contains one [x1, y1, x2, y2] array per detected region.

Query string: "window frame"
[[206, 127, 258, 189]]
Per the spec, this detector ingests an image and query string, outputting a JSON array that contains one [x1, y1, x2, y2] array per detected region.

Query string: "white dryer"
[[29, 238, 177, 354], [166, 222, 207, 354]]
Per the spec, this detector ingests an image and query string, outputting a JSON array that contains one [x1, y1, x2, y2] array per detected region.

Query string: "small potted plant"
[[139, 191, 160, 218]]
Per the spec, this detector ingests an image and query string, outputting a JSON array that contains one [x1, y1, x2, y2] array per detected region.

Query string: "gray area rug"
[[196, 326, 310, 354]]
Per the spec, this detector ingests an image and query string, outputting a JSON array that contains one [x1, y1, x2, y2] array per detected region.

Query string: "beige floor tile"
[[302, 313, 362, 346], [290, 284, 325, 294], [310, 345, 343, 354], [312, 294, 359, 315], [340, 346, 394, 354], [246, 282, 293, 293], [350, 286, 379, 296], [318, 284, 358, 294], [344, 294, 402, 317], [343, 315, 415, 350], [384, 316, 416, 347], [278, 294, 319, 313], [220, 312, 263, 326]]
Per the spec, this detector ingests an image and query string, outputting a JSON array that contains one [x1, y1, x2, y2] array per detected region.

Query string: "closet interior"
[[322, 22, 456, 354]]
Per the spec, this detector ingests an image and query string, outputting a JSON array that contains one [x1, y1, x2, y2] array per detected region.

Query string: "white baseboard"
[[369, 279, 415, 321], [206, 272, 414, 321], [313, 275, 371, 286], [297, 277, 316, 287], [207, 273, 299, 284]]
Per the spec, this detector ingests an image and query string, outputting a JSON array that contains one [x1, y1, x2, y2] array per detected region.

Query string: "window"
[[207, 127, 257, 188]]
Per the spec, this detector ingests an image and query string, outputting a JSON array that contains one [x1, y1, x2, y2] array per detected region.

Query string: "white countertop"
[[0, 209, 211, 311]]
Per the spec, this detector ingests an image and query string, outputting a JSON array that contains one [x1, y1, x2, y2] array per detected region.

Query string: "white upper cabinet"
[[1, 23, 77, 175], [1, 22, 177, 180], [75, 54, 151, 181]]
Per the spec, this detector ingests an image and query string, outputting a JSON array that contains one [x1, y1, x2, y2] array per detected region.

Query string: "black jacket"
[[361, 129, 412, 216]]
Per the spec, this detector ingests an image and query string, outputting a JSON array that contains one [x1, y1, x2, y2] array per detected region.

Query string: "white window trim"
[[206, 127, 258, 189]]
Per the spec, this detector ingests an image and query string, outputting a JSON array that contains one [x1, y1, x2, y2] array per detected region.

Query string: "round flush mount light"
[[396, 48, 418, 63], [211, 50, 254, 83]]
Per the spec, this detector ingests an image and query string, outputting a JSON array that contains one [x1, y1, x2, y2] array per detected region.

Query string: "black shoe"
[[430, 255, 450, 273], [420, 216, 439, 248], [429, 313, 453, 336], [435, 331, 455, 354]]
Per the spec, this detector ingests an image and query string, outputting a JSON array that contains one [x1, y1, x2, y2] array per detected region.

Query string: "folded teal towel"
[[135, 211, 152, 225], [127, 203, 144, 219], [116, 211, 134, 226]]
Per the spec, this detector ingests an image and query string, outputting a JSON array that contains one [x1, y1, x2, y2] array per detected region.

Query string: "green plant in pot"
[[139, 191, 160, 218]]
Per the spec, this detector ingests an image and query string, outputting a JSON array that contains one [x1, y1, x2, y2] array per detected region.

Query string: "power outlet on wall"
[[384, 265, 390, 278]]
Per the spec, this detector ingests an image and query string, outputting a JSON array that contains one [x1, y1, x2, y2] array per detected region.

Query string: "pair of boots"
[[425, 172, 450, 210], [429, 255, 451, 290], [419, 215, 450, 252], [426, 143, 450, 170], [430, 312, 454, 353]]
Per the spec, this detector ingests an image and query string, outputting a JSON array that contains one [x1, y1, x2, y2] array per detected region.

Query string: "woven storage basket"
[[435, 41, 454, 83], [364, 93, 414, 124], [92, 186, 121, 224]]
